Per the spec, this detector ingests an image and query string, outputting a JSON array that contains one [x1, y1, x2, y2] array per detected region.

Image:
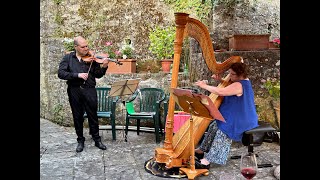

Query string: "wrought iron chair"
[[83, 87, 118, 141], [124, 87, 166, 143]]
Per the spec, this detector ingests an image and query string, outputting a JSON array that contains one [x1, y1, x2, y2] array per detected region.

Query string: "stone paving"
[[40, 118, 280, 180]]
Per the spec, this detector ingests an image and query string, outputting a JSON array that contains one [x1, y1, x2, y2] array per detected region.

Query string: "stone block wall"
[[40, 0, 280, 127], [211, 0, 280, 50]]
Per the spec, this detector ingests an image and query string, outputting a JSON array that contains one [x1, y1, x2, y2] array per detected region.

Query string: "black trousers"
[[67, 86, 101, 142]]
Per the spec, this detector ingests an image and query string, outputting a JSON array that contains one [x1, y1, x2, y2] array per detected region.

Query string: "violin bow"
[[81, 52, 94, 87]]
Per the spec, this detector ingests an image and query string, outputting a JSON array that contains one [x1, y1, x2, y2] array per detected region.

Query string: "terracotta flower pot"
[[160, 59, 173, 73], [106, 59, 136, 74], [269, 41, 280, 50], [229, 34, 270, 51]]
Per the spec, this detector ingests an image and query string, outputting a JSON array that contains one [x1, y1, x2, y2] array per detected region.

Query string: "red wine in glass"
[[240, 152, 258, 179], [241, 167, 257, 179]]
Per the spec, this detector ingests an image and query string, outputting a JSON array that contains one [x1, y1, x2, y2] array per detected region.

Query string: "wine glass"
[[240, 152, 258, 180]]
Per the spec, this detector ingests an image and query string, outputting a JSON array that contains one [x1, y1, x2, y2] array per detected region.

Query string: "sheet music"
[[171, 88, 225, 122], [109, 79, 141, 97]]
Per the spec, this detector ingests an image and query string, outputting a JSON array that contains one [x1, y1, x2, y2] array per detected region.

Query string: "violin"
[[81, 50, 123, 65]]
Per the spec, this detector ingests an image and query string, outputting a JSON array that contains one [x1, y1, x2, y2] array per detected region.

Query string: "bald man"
[[58, 36, 109, 152]]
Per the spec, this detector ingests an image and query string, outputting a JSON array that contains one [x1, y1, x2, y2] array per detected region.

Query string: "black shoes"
[[195, 160, 210, 169], [95, 141, 107, 150], [76, 142, 84, 152], [195, 151, 204, 160], [76, 140, 106, 152]]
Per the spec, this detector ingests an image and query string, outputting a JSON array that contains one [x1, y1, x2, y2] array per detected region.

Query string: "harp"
[[153, 13, 242, 169]]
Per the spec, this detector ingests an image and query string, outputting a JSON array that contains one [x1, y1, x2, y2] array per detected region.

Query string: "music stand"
[[110, 79, 140, 98], [109, 79, 141, 140], [170, 88, 225, 179]]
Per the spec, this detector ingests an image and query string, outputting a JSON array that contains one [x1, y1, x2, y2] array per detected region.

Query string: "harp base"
[[179, 167, 209, 179], [144, 157, 187, 178]]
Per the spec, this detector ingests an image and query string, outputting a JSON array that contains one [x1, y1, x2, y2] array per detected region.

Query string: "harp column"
[[163, 12, 189, 150]]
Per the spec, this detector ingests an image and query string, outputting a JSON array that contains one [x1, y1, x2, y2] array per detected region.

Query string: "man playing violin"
[[58, 36, 109, 152]]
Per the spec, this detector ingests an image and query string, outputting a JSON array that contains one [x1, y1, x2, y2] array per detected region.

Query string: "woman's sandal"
[[195, 151, 204, 160]]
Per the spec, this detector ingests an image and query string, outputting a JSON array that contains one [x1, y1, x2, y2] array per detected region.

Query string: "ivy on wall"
[[211, 0, 261, 18], [212, 0, 241, 7], [163, 0, 213, 26], [53, 0, 62, 5], [53, 0, 63, 25], [51, 0, 106, 46], [52, 0, 64, 37], [53, 104, 65, 126]]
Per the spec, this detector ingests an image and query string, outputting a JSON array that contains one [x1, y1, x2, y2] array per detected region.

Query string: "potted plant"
[[120, 38, 134, 60], [272, 38, 280, 48], [102, 41, 136, 74], [62, 38, 74, 54], [148, 25, 175, 72], [263, 78, 280, 129], [102, 41, 121, 59], [269, 37, 280, 49]]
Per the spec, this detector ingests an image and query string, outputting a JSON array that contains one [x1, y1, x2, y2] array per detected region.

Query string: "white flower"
[[120, 44, 134, 59], [121, 44, 134, 50], [122, 54, 127, 59], [62, 38, 75, 51], [63, 38, 73, 43]]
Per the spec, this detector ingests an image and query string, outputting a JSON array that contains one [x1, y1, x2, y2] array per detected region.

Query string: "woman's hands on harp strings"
[[194, 80, 208, 89], [194, 73, 223, 87], [211, 73, 223, 81]]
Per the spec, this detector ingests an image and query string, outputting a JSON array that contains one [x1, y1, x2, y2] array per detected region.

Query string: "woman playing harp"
[[193, 62, 259, 169], [145, 13, 249, 177], [152, 12, 242, 169]]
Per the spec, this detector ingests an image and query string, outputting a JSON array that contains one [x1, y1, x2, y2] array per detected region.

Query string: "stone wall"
[[188, 37, 280, 90], [40, 0, 280, 127], [211, 0, 280, 50], [41, 48, 280, 127]]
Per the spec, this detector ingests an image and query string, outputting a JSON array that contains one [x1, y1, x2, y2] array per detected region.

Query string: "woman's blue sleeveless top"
[[216, 80, 258, 142]]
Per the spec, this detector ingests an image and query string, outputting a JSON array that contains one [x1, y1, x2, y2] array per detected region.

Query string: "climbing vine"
[[53, 0, 64, 26], [53, 0, 62, 5], [212, 0, 259, 15], [53, 104, 65, 126], [163, 0, 213, 26], [212, 0, 241, 7]]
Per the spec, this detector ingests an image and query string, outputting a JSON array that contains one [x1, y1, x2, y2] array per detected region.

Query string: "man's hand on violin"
[[78, 73, 88, 80], [100, 59, 109, 68]]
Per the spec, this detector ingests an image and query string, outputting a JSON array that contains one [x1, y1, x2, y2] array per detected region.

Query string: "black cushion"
[[242, 121, 276, 146]]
